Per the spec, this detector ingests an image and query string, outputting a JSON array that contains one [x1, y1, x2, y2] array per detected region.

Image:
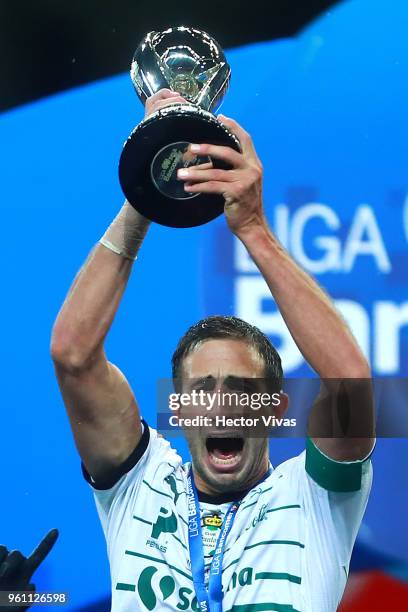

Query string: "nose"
[[205, 382, 245, 417]]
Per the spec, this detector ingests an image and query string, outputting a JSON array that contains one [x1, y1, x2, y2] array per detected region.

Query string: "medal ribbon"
[[187, 467, 271, 611]]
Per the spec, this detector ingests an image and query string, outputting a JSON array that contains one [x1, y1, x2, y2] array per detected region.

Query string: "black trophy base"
[[118, 104, 241, 228]]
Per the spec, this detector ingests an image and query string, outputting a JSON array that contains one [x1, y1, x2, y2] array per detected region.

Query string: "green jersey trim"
[[116, 583, 135, 592], [224, 539, 305, 572], [305, 437, 373, 492], [225, 603, 302, 611]]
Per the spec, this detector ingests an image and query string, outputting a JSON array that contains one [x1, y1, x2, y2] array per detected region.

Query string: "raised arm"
[[50, 204, 149, 483], [51, 88, 187, 483], [176, 115, 375, 461]]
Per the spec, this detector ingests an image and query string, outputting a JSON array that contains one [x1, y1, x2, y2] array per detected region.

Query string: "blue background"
[[0, 0, 407, 608]]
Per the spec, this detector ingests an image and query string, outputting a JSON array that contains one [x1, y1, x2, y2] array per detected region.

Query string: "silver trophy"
[[118, 26, 240, 228]]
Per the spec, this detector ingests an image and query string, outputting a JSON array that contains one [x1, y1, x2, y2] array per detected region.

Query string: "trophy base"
[[119, 104, 241, 228]]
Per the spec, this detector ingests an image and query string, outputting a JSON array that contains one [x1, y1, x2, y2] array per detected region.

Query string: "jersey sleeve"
[[305, 437, 374, 493], [283, 440, 374, 610], [81, 421, 181, 540], [304, 438, 374, 565]]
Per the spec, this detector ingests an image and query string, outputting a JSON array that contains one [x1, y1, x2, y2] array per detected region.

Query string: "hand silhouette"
[[0, 529, 59, 611]]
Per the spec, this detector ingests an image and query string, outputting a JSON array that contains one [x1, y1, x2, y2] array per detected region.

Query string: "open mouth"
[[205, 437, 244, 472]]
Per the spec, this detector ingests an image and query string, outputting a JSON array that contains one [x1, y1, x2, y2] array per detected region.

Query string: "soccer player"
[[51, 89, 375, 611]]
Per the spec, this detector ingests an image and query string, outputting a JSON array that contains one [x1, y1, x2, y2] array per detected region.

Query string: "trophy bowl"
[[118, 26, 241, 228]]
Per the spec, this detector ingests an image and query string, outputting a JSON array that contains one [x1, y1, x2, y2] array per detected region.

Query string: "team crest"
[[202, 512, 223, 530]]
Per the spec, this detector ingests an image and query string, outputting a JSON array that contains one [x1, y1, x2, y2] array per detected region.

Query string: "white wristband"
[[99, 237, 137, 261], [100, 201, 150, 261]]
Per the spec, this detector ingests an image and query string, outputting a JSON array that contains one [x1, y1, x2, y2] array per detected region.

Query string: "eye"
[[192, 377, 215, 391], [226, 377, 257, 392]]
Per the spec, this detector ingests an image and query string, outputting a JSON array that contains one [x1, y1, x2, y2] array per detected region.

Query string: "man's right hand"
[[144, 89, 187, 119]]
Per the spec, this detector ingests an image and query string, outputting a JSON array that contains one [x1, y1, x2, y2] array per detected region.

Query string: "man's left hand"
[[177, 115, 266, 237]]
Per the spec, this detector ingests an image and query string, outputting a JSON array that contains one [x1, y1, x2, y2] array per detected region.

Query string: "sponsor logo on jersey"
[[137, 565, 200, 610], [151, 507, 178, 539], [136, 564, 257, 609]]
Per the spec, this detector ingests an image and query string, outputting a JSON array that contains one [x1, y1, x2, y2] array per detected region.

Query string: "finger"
[[187, 143, 244, 168], [153, 96, 188, 111], [192, 161, 214, 170], [146, 96, 188, 118], [0, 546, 8, 565], [147, 88, 181, 103], [145, 90, 186, 117], [177, 167, 236, 183], [23, 529, 59, 578], [217, 115, 258, 160], [184, 181, 231, 195], [181, 158, 214, 171], [0, 550, 25, 581]]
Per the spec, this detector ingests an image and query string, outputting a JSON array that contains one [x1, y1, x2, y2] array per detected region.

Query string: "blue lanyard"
[[187, 468, 271, 612]]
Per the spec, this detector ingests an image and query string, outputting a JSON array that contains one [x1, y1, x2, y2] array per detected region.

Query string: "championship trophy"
[[118, 26, 240, 228]]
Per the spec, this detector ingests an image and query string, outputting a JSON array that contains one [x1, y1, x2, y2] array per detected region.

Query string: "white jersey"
[[84, 423, 372, 611]]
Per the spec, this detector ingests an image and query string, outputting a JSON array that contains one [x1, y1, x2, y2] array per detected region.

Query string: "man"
[[51, 89, 374, 611]]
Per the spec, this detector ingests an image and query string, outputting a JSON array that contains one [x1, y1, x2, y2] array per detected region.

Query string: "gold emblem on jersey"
[[203, 513, 223, 529]]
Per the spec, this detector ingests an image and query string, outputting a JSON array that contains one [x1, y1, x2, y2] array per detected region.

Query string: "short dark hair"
[[171, 315, 283, 391]]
